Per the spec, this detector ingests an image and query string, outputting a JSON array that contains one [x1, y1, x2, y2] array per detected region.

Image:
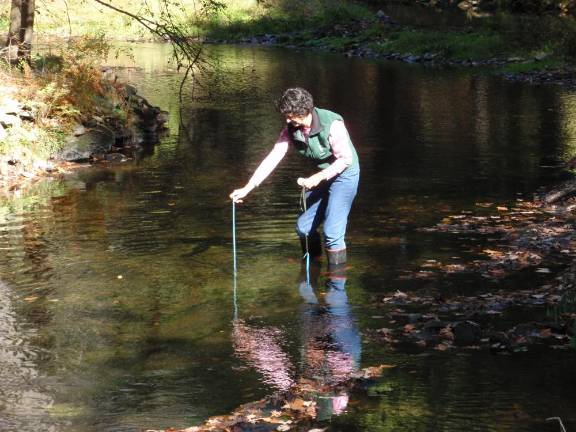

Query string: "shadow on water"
[[1, 43, 576, 431]]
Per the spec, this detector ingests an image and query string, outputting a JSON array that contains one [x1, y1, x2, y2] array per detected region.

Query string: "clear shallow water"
[[0, 44, 576, 431]]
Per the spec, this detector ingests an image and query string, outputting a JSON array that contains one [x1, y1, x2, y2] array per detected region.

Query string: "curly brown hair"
[[276, 87, 314, 117]]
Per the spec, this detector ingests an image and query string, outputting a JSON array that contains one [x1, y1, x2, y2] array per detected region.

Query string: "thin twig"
[[547, 417, 568, 432]]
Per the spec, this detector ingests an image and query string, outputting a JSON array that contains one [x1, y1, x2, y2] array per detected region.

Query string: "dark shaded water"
[[1, 44, 576, 431]]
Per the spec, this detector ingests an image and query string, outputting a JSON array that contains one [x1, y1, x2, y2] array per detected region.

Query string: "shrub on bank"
[[195, 0, 372, 40], [195, 0, 576, 68], [357, 0, 576, 16], [0, 34, 133, 176]]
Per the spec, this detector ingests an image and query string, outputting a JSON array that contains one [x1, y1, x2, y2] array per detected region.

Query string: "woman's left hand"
[[298, 172, 325, 189]]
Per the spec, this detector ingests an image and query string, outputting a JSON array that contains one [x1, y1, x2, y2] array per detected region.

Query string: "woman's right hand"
[[230, 184, 254, 203]]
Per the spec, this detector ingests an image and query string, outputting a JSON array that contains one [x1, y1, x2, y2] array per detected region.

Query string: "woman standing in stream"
[[230, 87, 360, 268]]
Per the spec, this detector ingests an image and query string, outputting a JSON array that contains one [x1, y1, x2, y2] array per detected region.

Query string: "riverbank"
[[0, 37, 168, 196], [199, 3, 576, 84]]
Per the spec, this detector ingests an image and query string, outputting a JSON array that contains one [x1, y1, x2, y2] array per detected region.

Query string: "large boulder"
[[55, 125, 115, 162]]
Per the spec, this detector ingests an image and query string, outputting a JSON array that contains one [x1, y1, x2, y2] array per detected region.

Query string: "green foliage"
[[375, 29, 507, 60], [30, 33, 115, 117], [0, 33, 128, 164], [0, 124, 67, 160], [0, 9, 8, 29], [197, 0, 373, 40], [32, 54, 65, 73], [312, 2, 373, 26], [193, 0, 576, 68]]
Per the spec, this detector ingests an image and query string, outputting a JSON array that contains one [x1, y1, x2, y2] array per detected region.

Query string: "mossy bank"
[[198, 2, 576, 82]]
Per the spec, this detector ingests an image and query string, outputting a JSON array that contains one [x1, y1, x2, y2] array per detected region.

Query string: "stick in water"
[[232, 200, 238, 275], [297, 178, 310, 285], [546, 417, 567, 432]]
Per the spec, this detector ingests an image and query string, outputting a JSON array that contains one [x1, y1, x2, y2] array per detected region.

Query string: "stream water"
[[1, 43, 576, 431]]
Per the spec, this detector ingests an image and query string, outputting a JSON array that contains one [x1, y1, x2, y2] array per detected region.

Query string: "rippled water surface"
[[1, 43, 576, 431]]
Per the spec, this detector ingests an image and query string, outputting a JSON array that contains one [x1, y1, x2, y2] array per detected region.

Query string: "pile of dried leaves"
[[371, 197, 576, 353], [416, 200, 576, 280], [371, 286, 575, 353]]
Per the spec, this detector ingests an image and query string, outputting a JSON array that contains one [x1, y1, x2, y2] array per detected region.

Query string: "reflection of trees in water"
[[0, 281, 56, 430]]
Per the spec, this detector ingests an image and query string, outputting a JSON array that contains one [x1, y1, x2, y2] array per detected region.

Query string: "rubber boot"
[[300, 233, 322, 260], [326, 248, 346, 272]]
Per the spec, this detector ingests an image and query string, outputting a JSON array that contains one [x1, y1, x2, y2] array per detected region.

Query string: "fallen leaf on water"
[[483, 249, 504, 257], [360, 365, 394, 378], [404, 324, 415, 333], [283, 399, 306, 412]]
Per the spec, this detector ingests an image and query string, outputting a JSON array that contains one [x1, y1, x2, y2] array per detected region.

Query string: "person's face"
[[285, 112, 311, 128]]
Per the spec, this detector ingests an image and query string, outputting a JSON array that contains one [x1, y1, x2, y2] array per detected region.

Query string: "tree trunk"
[[6, 0, 22, 61], [4, 0, 35, 63], [20, 0, 35, 61]]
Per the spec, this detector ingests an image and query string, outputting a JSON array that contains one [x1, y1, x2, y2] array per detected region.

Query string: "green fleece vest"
[[288, 108, 359, 170]]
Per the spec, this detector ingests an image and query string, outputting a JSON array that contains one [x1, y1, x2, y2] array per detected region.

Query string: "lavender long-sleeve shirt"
[[248, 120, 354, 187]]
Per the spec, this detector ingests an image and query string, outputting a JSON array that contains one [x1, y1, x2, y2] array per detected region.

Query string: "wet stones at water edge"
[[0, 97, 34, 138], [55, 81, 169, 163], [371, 276, 575, 354], [372, 316, 572, 353]]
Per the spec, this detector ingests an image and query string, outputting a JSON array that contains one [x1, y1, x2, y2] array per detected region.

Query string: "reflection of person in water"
[[298, 265, 361, 419], [232, 265, 361, 420]]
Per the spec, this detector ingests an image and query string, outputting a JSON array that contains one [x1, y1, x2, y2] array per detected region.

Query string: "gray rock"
[[405, 55, 421, 63], [18, 110, 34, 121], [422, 320, 447, 337], [453, 320, 482, 346], [0, 112, 22, 128], [55, 126, 115, 161], [124, 84, 138, 97], [376, 10, 391, 22], [73, 123, 87, 136], [105, 153, 127, 163]]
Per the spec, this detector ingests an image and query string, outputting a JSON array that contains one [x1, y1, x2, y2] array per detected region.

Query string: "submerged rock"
[[453, 320, 481, 346]]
